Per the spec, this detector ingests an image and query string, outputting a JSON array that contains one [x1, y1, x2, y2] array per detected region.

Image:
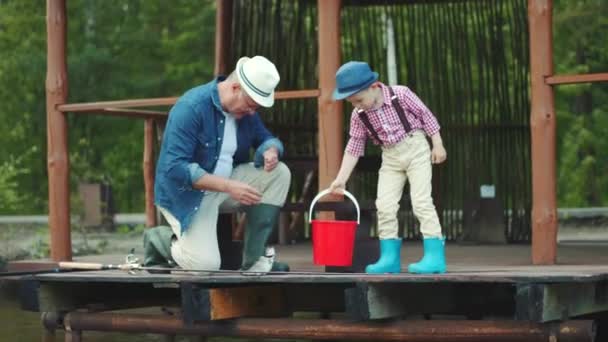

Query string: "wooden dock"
[[4, 242, 608, 341]]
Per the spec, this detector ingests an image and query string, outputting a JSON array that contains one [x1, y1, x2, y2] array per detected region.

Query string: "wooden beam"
[[317, 0, 343, 220], [214, 0, 233, 76], [66, 108, 168, 119], [143, 119, 157, 227], [180, 284, 287, 324], [59, 313, 598, 341], [59, 89, 317, 114], [284, 284, 346, 312], [31, 282, 180, 313], [275, 89, 320, 100], [516, 281, 608, 322], [528, 0, 557, 265], [545, 72, 608, 85], [58, 98, 179, 112], [346, 283, 515, 321], [99, 108, 167, 119], [46, 0, 71, 261], [317, 0, 343, 190]]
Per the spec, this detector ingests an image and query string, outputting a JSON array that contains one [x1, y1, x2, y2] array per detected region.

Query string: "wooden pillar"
[[46, 0, 71, 261], [528, 0, 557, 265], [214, 0, 233, 76], [317, 0, 343, 193], [143, 119, 157, 227]]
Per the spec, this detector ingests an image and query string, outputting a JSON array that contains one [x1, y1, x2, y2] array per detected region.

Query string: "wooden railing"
[[58, 89, 321, 228]]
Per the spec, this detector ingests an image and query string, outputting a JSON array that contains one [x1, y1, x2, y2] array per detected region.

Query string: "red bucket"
[[309, 189, 360, 266]]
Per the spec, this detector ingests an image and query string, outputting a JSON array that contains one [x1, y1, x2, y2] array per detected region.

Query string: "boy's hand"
[[431, 145, 447, 164], [329, 179, 346, 195], [263, 147, 279, 172]]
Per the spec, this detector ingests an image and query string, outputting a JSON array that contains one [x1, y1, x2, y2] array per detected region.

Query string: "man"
[[144, 56, 291, 272]]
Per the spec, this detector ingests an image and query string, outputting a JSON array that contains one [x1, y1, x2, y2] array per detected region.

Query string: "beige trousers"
[[376, 131, 442, 239], [159, 162, 291, 270]]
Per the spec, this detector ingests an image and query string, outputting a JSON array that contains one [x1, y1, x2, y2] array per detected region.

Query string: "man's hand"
[[226, 180, 262, 205], [431, 144, 447, 164], [263, 147, 279, 172]]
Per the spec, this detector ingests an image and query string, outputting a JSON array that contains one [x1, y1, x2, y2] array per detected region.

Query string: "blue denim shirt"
[[154, 77, 284, 233]]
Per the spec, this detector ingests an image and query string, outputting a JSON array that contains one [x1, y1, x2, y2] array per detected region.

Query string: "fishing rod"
[[56, 261, 364, 276], [1, 261, 359, 277]]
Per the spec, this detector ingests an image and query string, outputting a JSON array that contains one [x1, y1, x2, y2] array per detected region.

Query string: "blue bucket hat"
[[332, 61, 379, 100]]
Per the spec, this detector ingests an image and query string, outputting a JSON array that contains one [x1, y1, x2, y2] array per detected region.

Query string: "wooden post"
[[214, 0, 233, 76], [143, 119, 157, 227], [46, 0, 71, 261], [528, 0, 557, 264], [214, 0, 238, 239], [317, 0, 343, 193]]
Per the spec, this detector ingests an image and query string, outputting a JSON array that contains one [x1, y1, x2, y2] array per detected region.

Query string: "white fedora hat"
[[236, 56, 280, 108]]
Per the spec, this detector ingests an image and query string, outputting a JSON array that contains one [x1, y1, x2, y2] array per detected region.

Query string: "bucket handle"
[[308, 189, 360, 224]]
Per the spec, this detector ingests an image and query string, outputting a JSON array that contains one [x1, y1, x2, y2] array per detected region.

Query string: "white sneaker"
[[244, 247, 275, 272]]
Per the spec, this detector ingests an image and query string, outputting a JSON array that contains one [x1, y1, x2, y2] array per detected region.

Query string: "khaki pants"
[[159, 162, 291, 270], [376, 131, 442, 239]]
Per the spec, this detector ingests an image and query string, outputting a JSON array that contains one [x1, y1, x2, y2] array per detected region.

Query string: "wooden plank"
[[284, 284, 347, 312], [58, 98, 179, 112], [52, 313, 600, 342], [58, 89, 320, 114], [92, 108, 168, 119], [210, 286, 287, 319], [33, 281, 179, 312], [180, 283, 288, 324], [275, 89, 320, 100], [31, 266, 608, 285], [346, 283, 515, 320], [516, 281, 608, 322], [6, 261, 59, 272], [546, 72, 608, 85], [515, 283, 545, 321]]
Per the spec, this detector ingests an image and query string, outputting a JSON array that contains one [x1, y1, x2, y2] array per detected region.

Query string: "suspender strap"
[[388, 86, 412, 134], [357, 109, 382, 145], [357, 86, 412, 145]]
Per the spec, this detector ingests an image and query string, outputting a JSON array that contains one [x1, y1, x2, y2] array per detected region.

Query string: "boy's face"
[[346, 85, 383, 111]]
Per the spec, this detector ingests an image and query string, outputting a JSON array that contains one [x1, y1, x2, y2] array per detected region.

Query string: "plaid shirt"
[[345, 83, 441, 157]]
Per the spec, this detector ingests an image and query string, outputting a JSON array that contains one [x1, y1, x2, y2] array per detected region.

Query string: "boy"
[[329, 61, 447, 274]]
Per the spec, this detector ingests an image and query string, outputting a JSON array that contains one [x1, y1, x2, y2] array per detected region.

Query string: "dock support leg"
[[64, 330, 82, 342], [42, 328, 55, 342]]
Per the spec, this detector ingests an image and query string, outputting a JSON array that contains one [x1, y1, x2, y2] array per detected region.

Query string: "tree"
[[0, 0, 216, 214], [554, 0, 608, 206]]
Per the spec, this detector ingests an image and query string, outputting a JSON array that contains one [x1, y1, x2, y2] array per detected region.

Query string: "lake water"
[[0, 298, 304, 342]]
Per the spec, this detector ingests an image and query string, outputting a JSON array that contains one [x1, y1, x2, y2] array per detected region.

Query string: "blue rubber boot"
[[408, 237, 446, 274], [365, 238, 402, 274]]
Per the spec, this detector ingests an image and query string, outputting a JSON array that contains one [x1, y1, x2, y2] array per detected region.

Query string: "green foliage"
[[116, 224, 145, 235], [0, 147, 36, 213], [0, 0, 215, 214], [0, 0, 606, 214], [554, 0, 608, 207], [557, 111, 608, 206], [0, 1, 47, 214]]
